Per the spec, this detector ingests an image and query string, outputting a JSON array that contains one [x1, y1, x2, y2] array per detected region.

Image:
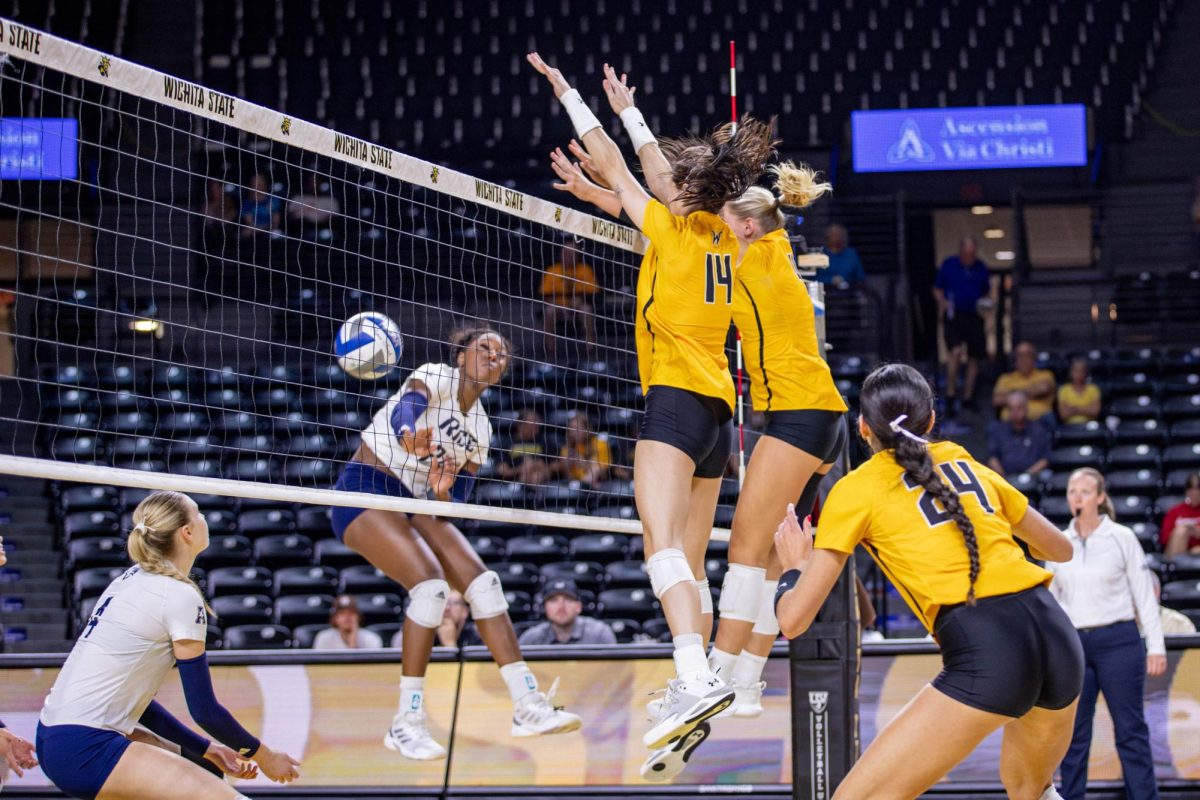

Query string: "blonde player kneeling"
[[36, 491, 300, 799], [774, 364, 1081, 800]]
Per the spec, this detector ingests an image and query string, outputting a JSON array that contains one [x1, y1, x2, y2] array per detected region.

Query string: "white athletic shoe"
[[731, 680, 766, 718], [640, 721, 712, 782], [511, 678, 583, 738], [383, 710, 447, 760], [642, 672, 734, 749]]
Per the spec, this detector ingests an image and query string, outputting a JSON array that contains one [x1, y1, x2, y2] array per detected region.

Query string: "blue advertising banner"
[[0, 117, 79, 179], [852, 105, 1088, 172]]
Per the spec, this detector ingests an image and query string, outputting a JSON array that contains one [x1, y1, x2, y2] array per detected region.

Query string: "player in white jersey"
[[35, 491, 300, 799], [331, 327, 581, 761]]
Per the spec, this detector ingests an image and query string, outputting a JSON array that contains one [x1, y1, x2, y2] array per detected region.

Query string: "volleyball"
[[335, 312, 403, 380]]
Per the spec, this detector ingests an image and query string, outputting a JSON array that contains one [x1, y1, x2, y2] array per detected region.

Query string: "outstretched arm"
[[527, 52, 652, 228], [601, 63, 678, 208], [772, 505, 851, 638], [550, 146, 623, 219]]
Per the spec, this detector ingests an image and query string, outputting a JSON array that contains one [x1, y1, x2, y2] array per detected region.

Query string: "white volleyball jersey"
[[360, 362, 493, 497], [40, 566, 208, 734]]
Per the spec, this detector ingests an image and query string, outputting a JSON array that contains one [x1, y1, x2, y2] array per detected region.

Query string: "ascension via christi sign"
[[852, 104, 1088, 172]]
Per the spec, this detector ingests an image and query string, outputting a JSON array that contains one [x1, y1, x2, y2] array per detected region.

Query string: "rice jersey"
[[40, 567, 208, 734], [732, 230, 847, 413], [635, 199, 739, 413], [816, 440, 1051, 632], [361, 362, 492, 496]]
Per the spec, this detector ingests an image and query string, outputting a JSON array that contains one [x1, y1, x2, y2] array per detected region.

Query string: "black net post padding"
[[789, 411, 862, 800]]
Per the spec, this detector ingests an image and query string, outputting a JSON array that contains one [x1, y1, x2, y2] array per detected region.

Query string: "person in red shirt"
[[1161, 471, 1200, 556]]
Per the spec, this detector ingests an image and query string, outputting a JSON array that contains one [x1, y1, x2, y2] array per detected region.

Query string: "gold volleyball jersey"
[[635, 199, 739, 412], [732, 230, 847, 413], [817, 440, 1051, 632]]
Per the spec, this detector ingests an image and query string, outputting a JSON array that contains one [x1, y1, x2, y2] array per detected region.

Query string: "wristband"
[[560, 89, 602, 138], [619, 106, 657, 153], [774, 568, 803, 615]]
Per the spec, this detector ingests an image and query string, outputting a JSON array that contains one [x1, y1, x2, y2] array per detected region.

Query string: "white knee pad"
[[406, 578, 450, 628], [752, 579, 781, 637], [646, 548, 694, 599], [695, 578, 713, 615], [718, 563, 767, 622], [464, 570, 509, 620]]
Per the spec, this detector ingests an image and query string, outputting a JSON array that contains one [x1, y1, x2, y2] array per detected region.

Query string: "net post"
[[788, 275, 861, 800]]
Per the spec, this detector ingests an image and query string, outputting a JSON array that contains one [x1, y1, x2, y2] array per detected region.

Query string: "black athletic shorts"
[[932, 585, 1083, 718], [639, 386, 733, 479], [763, 409, 845, 463], [943, 311, 986, 360]]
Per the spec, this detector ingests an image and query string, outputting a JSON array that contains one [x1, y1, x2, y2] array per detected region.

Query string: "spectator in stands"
[[287, 172, 341, 232], [933, 236, 991, 414], [1056, 358, 1102, 425], [1149, 572, 1197, 636], [518, 579, 616, 645], [986, 391, 1051, 478], [993, 341, 1057, 423], [312, 595, 383, 650], [390, 590, 482, 649], [495, 409, 552, 486], [202, 179, 237, 229], [551, 411, 611, 486], [819, 223, 866, 288], [240, 172, 282, 236], [1048, 467, 1165, 800], [540, 239, 598, 359], [1161, 471, 1200, 556]]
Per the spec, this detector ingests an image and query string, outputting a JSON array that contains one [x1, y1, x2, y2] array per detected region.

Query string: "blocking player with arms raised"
[[529, 52, 775, 751], [331, 326, 580, 760], [774, 363, 1082, 800]]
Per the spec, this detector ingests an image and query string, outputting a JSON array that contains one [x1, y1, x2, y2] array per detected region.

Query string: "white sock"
[[708, 647, 738, 679], [731, 650, 769, 688], [499, 660, 539, 704], [399, 675, 425, 715], [1038, 787, 1063, 800], [672, 633, 710, 678]]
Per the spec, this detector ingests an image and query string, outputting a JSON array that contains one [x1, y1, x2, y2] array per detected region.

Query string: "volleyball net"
[[0, 16, 723, 539]]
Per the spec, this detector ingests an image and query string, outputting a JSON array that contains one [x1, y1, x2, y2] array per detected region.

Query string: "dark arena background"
[[0, 0, 1199, 798]]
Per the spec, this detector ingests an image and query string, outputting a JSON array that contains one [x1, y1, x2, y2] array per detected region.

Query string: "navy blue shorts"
[[932, 585, 1084, 717], [331, 461, 413, 541], [36, 722, 132, 800], [639, 386, 733, 479]]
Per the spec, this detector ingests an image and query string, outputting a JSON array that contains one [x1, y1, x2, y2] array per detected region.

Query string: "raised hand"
[[550, 147, 600, 200], [568, 139, 611, 189], [773, 503, 814, 571], [526, 52, 572, 99], [601, 62, 637, 114], [203, 741, 259, 779]]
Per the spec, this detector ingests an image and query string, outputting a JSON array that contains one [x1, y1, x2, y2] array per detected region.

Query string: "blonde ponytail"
[[768, 161, 833, 210], [722, 161, 832, 236], [128, 490, 213, 614]]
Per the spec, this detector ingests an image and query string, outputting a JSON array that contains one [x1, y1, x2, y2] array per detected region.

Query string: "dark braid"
[[860, 364, 982, 605], [892, 433, 981, 604]]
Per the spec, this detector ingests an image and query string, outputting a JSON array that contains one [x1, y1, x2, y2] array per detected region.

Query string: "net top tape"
[[0, 15, 647, 252], [0, 16, 831, 270]]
